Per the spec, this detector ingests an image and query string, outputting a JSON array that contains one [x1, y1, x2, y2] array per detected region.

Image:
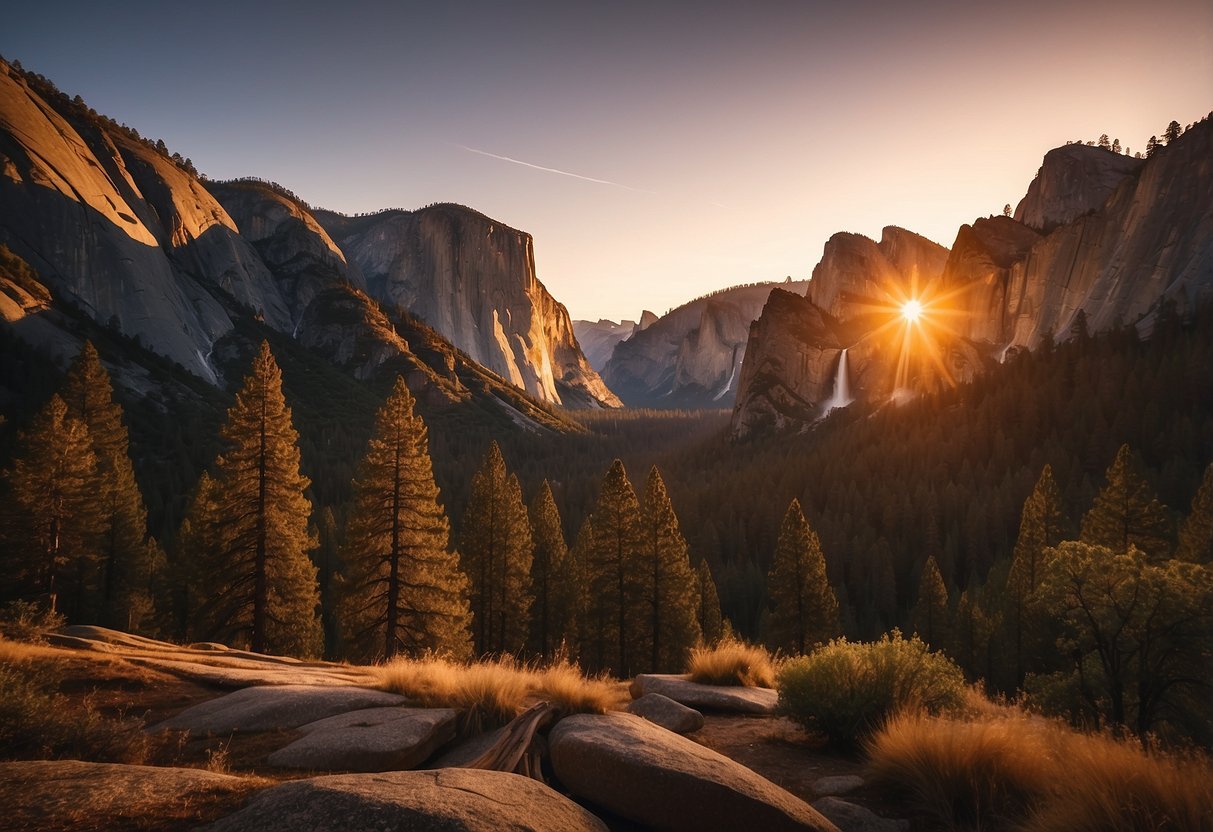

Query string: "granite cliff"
[[316, 207, 619, 408], [602, 281, 808, 408], [732, 120, 1213, 438]]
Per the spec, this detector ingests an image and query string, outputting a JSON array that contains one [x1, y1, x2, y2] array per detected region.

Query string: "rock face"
[[549, 712, 838, 832], [1014, 144, 1143, 232], [733, 122, 1213, 438], [266, 707, 457, 772], [203, 768, 609, 832], [316, 206, 619, 408], [573, 317, 639, 371], [151, 684, 409, 735], [603, 281, 808, 408]]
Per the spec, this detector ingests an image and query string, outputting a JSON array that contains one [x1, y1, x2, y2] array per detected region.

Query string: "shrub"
[[0, 600, 65, 643], [867, 707, 1213, 832], [776, 630, 966, 749], [687, 637, 777, 687]]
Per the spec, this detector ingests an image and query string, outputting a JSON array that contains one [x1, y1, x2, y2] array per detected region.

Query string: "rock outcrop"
[[732, 122, 1213, 438], [630, 674, 779, 715], [603, 281, 808, 408], [204, 768, 609, 832], [626, 692, 706, 733], [316, 205, 619, 408], [151, 685, 409, 735], [265, 707, 458, 772]]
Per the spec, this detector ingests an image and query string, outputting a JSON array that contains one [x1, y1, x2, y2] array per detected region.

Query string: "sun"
[[901, 299, 923, 323]]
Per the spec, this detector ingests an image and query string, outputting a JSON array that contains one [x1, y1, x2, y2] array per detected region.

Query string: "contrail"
[[457, 145, 655, 194]]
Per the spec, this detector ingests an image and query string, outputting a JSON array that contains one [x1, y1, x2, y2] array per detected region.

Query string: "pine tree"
[[766, 499, 839, 655], [636, 467, 701, 672], [1006, 464, 1065, 683], [563, 516, 594, 663], [696, 559, 724, 645], [1177, 462, 1213, 564], [1146, 135, 1160, 157], [586, 460, 643, 675], [912, 555, 951, 650], [0, 395, 103, 619], [1164, 120, 1182, 143], [1080, 444, 1172, 561], [340, 377, 470, 662], [460, 442, 533, 656], [173, 471, 221, 641], [527, 480, 567, 659], [61, 342, 161, 631], [193, 341, 321, 656]]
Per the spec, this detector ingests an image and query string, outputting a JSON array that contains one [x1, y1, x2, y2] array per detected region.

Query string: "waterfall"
[[823, 348, 852, 413]]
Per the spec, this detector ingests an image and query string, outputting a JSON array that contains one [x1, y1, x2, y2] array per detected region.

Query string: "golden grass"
[[686, 637, 777, 687], [373, 655, 623, 732], [867, 706, 1213, 832]]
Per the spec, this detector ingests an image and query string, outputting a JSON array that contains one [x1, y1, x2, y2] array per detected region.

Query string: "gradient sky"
[[4, 1, 1211, 321]]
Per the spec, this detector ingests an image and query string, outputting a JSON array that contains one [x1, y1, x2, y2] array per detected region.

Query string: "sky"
[[4, 0, 1211, 321]]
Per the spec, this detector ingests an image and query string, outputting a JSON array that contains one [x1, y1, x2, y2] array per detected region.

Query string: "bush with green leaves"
[[776, 630, 967, 749]]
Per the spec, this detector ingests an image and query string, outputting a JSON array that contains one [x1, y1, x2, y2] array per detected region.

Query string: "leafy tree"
[[460, 442, 532, 656], [340, 377, 470, 662], [0, 395, 102, 619], [767, 499, 839, 655], [696, 559, 724, 645], [527, 480, 567, 658], [1006, 464, 1066, 684], [1031, 541, 1213, 742], [586, 459, 644, 675], [1176, 462, 1213, 564], [636, 466, 701, 672], [61, 342, 160, 631], [911, 555, 951, 650], [1164, 120, 1182, 143], [1080, 444, 1172, 561], [192, 341, 321, 656]]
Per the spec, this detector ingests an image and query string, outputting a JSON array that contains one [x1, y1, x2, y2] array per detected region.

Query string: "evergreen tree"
[[0, 395, 102, 619], [586, 460, 643, 675], [1006, 464, 1065, 684], [766, 499, 839, 655], [62, 342, 161, 631], [637, 467, 701, 672], [1177, 462, 1213, 564], [193, 341, 321, 656], [340, 377, 470, 662], [527, 480, 567, 659], [1146, 135, 1160, 157], [1164, 120, 1182, 143], [696, 559, 724, 645], [1080, 444, 1172, 560], [912, 555, 951, 650], [460, 442, 533, 656], [563, 516, 594, 662], [172, 471, 220, 641]]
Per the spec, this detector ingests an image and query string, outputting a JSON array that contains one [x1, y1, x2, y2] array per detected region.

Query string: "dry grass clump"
[[374, 655, 622, 731], [867, 706, 1213, 832], [687, 637, 777, 687]]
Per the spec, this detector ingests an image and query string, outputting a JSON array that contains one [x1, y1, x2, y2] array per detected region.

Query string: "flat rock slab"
[[152, 684, 408, 735], [627, 692, 705, 734], [267, 707, 457, 771], [631, 674, 779, 715], [202, 768, 608, 832], [0, 760, 261, 831], [813, 775, 865, 796], [550, 712, 838, 832], [811, 798, 909, 832]]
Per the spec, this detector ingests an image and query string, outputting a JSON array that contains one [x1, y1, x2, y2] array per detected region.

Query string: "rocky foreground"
[[0, 627, 912, 831]]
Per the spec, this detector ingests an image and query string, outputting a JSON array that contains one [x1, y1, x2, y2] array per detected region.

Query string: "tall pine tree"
[[527, 480, 567, 659], [563, 516, 594, 663], [696, 559, 724, 645], [912, 555, 951, 650], [1177, 462, 1213, 564], [61, 342, 161, 631], [460, 442, 533, 656], [172, 471, 220, 641], [193, 341, 321, 656], [1006, 464, 1066, 684], [766, 498, 839, 655], [586, 460, 643, 675], [0, 394, 102, 619], [637, 466, 701, 672], [1080, 444, 1172, 561], [340, 377, 470, 662]]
